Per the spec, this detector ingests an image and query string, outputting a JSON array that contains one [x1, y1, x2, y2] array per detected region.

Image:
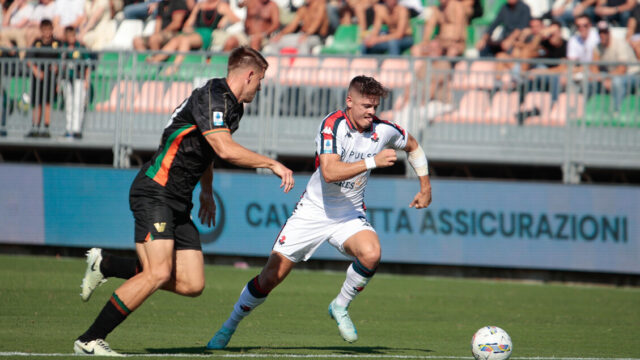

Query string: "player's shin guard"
[[335, 259, 377, 308], [77, 292, 131, 342], [222, 276, 269, 330], [100, 252, 142, 279]]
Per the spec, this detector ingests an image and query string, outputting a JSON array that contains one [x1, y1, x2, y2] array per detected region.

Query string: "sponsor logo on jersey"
[[322, 126, 333, 136], [154, 222, 166, 232], [213, 111, 224, 126]]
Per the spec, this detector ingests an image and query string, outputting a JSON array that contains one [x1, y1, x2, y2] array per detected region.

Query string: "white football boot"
[[328, 299, 358, 343], [80, 248, 107, 301], [73, 339, 123, 357]]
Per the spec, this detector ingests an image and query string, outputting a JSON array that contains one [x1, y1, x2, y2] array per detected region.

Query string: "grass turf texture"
[[0, 254, 639, 359]]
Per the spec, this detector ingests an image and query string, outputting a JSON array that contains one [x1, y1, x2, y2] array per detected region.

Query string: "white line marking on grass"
[[1, 353, 639, 360]]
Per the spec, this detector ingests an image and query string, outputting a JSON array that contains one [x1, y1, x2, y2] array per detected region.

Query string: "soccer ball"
[[471, 326, 512, 360]]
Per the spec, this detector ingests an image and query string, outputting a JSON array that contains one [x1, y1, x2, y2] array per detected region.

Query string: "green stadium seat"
[[321, 24, 360, 55], [582, 94, 615, 127], [471, 0, 506, 26], [206, 54, 229, 78], [615, 95, 640, 128], [94, 52, 120, 79]]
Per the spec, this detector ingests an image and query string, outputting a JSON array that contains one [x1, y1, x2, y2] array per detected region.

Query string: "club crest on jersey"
[[371, 132, 379, 142], [322, 139, 333, 153], [212, 111, 224, 126], [278, 235, 286, 245]]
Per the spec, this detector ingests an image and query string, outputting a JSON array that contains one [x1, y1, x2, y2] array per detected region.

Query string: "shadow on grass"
[[143, 346, 434, 355]]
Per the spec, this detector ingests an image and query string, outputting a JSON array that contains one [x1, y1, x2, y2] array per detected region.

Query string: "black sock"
[[78, 293, 131, 342], [100, 252, 142, 279]]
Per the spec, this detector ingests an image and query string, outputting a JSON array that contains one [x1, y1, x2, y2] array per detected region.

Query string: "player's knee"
[[183, 280, 205, 297], [148, 266, 172, 286], [358, 244, 381, 269]]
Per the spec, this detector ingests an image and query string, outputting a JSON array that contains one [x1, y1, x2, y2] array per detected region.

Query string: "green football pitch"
[[0, 254, 639, 360]]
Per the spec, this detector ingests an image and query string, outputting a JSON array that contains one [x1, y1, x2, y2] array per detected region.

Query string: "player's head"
[[227, 46, 268, 103], [40, 19, 53, 41], [346, 76, 389, 132], [575, 14, 591, 39]]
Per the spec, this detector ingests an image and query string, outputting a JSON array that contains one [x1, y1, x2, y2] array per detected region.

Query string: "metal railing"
[[0, 50, 639, 183]]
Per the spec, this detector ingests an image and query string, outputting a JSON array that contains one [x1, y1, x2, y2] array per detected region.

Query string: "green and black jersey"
[[138, 78, 244, 203]]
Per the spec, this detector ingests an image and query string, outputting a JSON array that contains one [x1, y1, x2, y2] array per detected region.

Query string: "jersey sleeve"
[[316, 114, 343, 155], [380, 120, 408, 150], [192, 83, 230, 137]]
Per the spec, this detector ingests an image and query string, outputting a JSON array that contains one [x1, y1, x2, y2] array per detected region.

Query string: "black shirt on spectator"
[[159, 0, 189, 30]]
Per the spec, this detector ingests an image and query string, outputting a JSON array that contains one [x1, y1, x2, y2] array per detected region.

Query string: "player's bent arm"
[[319, 148, 397, 183], [206, 130, 277, 169], [404, 134, 432, 208], [206, 130, 295, 192]]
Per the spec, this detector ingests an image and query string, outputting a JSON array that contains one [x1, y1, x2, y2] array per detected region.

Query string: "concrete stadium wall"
[[0, 164, 638, 275]]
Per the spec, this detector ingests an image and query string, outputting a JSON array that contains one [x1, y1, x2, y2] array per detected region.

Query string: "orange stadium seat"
[[349, 58, 378, 80], [378, 58, 411, 88], [521, 92, 553, 125], [161, 82, 193, 113], [134, 81, 165, 113], [549, 93, 584, 126], [452, 61, 497, 90], [434, 90, 491, 123], [487, 91, 520, 124], [317, 57, 350, 87], [95, 81, 137, 112], [283, 57, 320, 86]]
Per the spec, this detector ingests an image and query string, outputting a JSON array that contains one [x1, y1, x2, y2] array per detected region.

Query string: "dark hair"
[[227, 46, 268, 73], [575, 14, 591, 24], [40, 19, 53, 28], [550, 20, 562, 28], [348, 75, 389, 98], [64, 26, 75, 33]]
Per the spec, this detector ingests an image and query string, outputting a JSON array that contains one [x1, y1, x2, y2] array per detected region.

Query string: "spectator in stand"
[[26, 20, 61, 138], [595, 0, 635, 26], [219, 0, 280, 52], [361, 0, 414, 55], [133, 0, 189, 51], [61, 26, 92, 139], [52, 0, 86, 40], [476, 0, 532, 57], [147, 0, 239, 74], [551, 0, 597, 28], [411, 0, 469, 57], [78, 0, 116, 50], [331, 0, 377, 36], [0, 0, 33, 56], [122, 0, 158, 21], [627, 2, 640, 58], [567, 14, 599, 66], [526, 20, 568, 102], [590, 21, 639, 111], [495, 17, 544, 76], [262, 0, 328, 55], [0, 0, 56, 59]]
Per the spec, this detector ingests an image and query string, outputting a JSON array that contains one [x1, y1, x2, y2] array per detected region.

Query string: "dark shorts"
[[129, 173, 201, 251], [31, 73, 57, 107]]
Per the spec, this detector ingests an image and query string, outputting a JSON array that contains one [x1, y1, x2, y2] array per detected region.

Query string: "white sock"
[[222, 282, 268, 330], [335, 262, 375, 308]]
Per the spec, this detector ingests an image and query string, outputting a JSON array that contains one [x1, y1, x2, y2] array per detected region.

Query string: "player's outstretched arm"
[[404, 134, 432, 209], [206, 131, 295, 193], [319, 149, 397, 183]]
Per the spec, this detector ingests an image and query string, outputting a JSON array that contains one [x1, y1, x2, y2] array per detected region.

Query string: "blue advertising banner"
[[0, 164, 638, 274]]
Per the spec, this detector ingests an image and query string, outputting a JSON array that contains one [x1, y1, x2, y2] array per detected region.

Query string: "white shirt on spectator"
[[399, 0, 424, 15], [54, 0, 85, 27], [9, 2, 34, 27], [31, 1, 57, 24], [567, 27, 599, 62]]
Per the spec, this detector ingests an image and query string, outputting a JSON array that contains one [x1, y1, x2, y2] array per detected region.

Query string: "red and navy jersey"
[[304, 109, 408, 218], [138, 78, 243, 203]]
